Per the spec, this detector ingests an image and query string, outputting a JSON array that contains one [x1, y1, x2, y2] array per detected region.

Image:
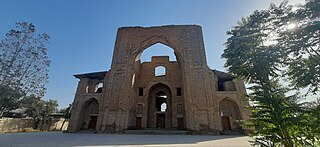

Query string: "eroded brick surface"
[[68, 25, 251, 134]]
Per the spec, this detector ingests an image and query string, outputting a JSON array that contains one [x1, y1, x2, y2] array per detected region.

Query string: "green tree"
[[222, 0, 320, 146], [0, 85, 22, 117], [39, 99, 58, 131], [0, 22, 50, 116], [20, 95, 43, 129], [303, 98, 320, 141], [21, 96, 58, 130], [276, 0, 320, 93]]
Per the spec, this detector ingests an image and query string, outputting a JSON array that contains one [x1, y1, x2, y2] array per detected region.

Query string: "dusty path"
[[0, 132, 251, 147]]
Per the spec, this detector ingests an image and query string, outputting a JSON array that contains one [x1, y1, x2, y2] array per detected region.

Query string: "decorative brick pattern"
[[67, 25, 251, 134]]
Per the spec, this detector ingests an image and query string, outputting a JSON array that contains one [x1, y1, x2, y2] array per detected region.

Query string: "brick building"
[[67, 25, 251, 134]]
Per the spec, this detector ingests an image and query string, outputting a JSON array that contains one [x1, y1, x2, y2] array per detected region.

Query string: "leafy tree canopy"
[[0, 22, 50, 115], [222, 0, 320, 93], [0, 22, 50, 96], [222, 0, 320, 146], [21, 95, 58, 129]]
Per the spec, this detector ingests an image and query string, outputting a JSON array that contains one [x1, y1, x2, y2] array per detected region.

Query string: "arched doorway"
[[80, 98, 99, 130], [155, 91, 167, 128], [219, 99, 241, 131], [147, 83, 172, 129]]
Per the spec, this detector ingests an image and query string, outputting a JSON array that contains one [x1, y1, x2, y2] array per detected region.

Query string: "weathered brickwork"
[[67, 25, 251, 134]]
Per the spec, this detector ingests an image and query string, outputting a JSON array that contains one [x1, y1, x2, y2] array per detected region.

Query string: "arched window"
[[161, 103, 167, 112], [94, 83, 103, 93], [155, 66, 166, 77], [85, 86, 89, 93], [131, 74, 135, 87]]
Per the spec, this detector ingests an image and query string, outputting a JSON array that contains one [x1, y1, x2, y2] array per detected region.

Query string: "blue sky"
[[1, 0, 305, 108]]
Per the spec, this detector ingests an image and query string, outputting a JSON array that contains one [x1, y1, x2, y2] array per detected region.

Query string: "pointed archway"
[[219, 98, 241, 131], [80, 98, 99, 130], [147, 83, 172, 129]]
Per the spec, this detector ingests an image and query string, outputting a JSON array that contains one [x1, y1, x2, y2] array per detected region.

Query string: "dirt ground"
[[0, 132, 251, 147]]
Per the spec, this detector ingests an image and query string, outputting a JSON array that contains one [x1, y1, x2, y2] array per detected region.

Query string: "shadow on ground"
[[0, 132, 251, 147]]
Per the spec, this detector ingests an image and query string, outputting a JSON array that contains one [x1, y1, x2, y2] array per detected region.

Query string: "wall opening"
[[138, 87, 144, 96], [131, 74, 135, 87], [219, 99, 241, 131], [161, 103, 167, 112], [94, 83, 103, 93], [147, 83, 173, 129], [85, 86, 89, 93], [217, 79, 236, 91], [155, 66, 166, 77], [220, 105, 231, 117], [80, 98, 99, 130], [138, 43, 177, 62], [155, 91, 167, 111], [176, 87, 182, 96]]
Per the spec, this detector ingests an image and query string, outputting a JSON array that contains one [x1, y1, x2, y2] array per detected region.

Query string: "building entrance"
[[147, 83, 172, 129], [156, 113, 165, 128]]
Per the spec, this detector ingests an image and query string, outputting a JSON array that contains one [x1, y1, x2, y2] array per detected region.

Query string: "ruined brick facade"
[[67, 25, 251, 133]]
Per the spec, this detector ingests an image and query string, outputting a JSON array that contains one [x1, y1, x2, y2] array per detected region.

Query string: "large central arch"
[[134, 36, 184, 64], [104, 25, 213, 131]]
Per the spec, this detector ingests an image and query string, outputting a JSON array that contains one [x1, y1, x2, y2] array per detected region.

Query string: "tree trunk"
[[60, 119, 66, 131], [40, 122, 44, 131], [0, 107, 7, 118], [47, 122, 50, 131], [33, 120, 40, 129], [0, 110, 3, 118]]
